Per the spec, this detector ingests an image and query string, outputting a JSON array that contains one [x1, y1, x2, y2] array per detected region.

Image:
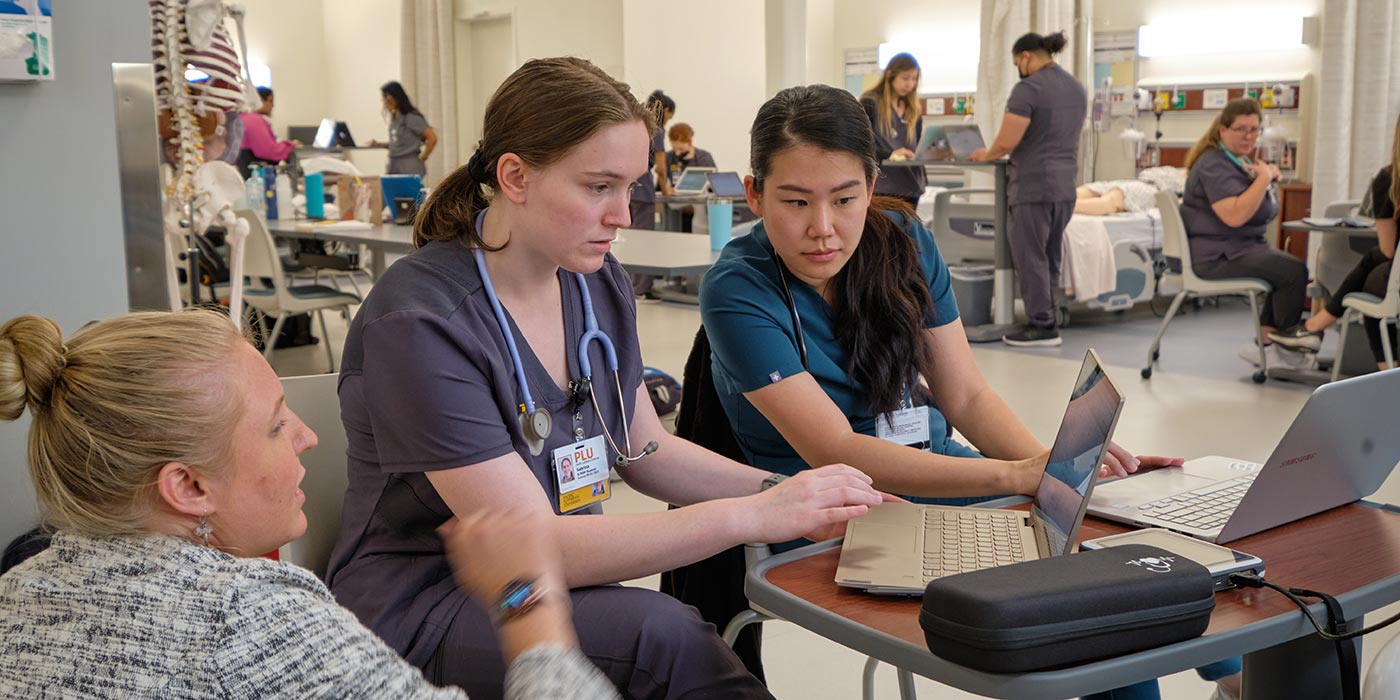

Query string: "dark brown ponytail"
[[750, 85, 936, 416]]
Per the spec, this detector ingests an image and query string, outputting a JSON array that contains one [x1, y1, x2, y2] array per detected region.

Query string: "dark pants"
[[630, 200, 659, 295], [1009, 201, 1074, 327], [1325, 246, 1397, 363], [424, 584, 772, 700], [1195, 248, 1308, 330], [387, 155, 427, 176]]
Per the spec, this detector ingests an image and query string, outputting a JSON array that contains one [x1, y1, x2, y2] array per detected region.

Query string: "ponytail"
[[831, 197, 936, 416], [1012, 31, 1068, 57]]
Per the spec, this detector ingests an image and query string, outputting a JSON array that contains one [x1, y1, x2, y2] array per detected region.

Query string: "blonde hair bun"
[[0, 315, 66, 421]]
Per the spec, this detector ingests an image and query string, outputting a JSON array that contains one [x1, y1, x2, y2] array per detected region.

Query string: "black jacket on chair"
[[659, 326, 766, 683]]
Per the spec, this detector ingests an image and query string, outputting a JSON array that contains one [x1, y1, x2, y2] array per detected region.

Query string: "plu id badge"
[[876, 407, 931, 447], [553, 435, 611, 513]]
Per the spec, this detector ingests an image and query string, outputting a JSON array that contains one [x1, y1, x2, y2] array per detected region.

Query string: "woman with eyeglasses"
[[1181, 97, 1313, 370], [325, 57, 887, 700]]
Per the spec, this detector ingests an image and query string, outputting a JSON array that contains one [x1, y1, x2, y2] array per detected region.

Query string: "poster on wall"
[[843, 46, 880, 96], [0, 0, 53, 82]]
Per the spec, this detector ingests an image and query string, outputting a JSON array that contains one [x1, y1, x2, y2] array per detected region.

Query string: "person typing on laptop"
[[701, 84, 1241, 700]]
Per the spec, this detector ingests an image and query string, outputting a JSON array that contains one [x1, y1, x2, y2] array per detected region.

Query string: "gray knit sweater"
[[0, 532, 618, 700]]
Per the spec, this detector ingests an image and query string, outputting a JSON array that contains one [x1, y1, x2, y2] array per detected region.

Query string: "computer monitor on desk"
[[288, 125, 320, 145], [313, 118, 356, 149]]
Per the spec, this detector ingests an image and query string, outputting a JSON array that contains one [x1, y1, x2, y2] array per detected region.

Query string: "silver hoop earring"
[[194, 511, 212, 547]]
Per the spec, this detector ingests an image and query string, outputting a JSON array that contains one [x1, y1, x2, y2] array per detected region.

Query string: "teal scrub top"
[[698, 210, 963, 478]]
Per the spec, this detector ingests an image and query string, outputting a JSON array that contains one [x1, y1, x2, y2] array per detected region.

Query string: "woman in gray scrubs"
[[372, 81, 437, 176], [861, 52, 926, 209], [971, 31, 1086, 348], [1180, 98, 1311, 371], [326, 57, 886, 700]]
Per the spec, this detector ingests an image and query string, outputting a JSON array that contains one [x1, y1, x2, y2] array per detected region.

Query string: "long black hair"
[[750, 84, 935, 417], [380, 80, 420, 117]]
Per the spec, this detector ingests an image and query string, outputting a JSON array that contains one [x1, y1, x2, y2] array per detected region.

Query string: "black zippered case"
[[919, 544, 1216, 673]]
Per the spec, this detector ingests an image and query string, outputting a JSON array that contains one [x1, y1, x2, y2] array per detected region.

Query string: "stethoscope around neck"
[[470, 209, 657, 468]]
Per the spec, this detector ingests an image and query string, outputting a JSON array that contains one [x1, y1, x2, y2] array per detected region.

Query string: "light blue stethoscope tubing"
[[470, 209, 655, 467]]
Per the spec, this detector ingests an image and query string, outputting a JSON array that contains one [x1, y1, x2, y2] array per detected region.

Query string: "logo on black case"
[[1125, 555, 1177, 573]]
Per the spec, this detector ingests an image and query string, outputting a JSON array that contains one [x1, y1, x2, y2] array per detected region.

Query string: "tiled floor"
[[270, 288, 1400, 699]]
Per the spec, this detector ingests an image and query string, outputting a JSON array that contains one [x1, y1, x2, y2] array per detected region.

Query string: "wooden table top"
[[764, 503, 1400, 649]]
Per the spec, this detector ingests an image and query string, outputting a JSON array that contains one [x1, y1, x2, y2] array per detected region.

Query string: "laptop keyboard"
[[921, 509, 1026, 581], [1136, 473, 1258, 531]]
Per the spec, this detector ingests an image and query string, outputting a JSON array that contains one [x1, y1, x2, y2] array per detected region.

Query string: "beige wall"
[[831, 0, 982, 94], [236, 0, 399, 174], [236, 0, 329, 140], [623, 0, 767, 178]]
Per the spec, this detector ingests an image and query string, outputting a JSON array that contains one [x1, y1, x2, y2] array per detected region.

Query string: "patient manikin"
[[1074, 167, 1185, 216]]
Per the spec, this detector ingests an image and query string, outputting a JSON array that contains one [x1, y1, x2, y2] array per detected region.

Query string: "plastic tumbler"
[[304, 172, 324, 218], [707, 197, 733, 251]]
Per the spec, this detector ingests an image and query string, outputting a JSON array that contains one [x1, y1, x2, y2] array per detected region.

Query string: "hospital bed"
[[929, 188, 1162, 325]]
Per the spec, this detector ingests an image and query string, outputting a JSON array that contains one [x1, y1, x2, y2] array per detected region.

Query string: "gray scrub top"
[[325, 231, 643, 667], [1005, 63, 1087, 205], [861, 94, 927, 200], [1180, 147, 1279, 264], [388, 111, 430, 159]]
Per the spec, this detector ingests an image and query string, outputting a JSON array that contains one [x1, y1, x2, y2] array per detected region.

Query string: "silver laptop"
[[672, 167, 714, 194], [1088, 368, 1400, 544], [835, 350, 1125, 595]]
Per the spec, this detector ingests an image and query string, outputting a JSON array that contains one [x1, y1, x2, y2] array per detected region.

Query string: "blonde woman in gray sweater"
[[0, 310, 617, 700]]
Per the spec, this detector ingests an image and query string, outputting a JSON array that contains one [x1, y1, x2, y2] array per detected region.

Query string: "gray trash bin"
[[949, 264, 994, 327]]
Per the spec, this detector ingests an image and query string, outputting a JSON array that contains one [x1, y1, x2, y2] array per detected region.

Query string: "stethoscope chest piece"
[[519, 409, 551, 456]]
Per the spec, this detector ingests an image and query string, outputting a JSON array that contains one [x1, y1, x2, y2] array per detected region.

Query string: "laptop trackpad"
[[1095, 469, 1219, 504], [841, 523, 918, 576]]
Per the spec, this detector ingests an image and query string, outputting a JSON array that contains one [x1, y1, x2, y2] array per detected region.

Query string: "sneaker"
[[1266, 343, 1317, 371], [1268, 324, 1323, 352], [1002, 324, 1062, 347]]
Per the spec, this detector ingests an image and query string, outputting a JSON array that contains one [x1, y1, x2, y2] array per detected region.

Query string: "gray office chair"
[[1142, 190, 1272, 383], [277, 373, 348, 579]]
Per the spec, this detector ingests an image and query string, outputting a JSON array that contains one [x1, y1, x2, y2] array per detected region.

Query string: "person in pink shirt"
[[239, 87, 300, 164]]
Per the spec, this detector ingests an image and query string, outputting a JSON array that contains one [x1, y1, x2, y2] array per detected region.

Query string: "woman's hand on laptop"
[[750, 464, 885, 544], [1099, 442, 1184, 479]]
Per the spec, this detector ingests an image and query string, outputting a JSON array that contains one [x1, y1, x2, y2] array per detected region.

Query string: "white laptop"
[[672, 167, 715, 195], [835, 350, 1124, 595], [1088, 368, 1400, 543]]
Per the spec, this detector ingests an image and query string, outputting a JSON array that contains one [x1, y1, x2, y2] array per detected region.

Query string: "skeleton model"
[[150, 0, 257, 327]]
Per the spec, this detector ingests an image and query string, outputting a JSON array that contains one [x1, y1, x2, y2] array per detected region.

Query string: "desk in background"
[[882, 159, 1010, 342], [750, 501, 1400, 699], [266, 219, 413, 281], [264, 222, 721, 297]]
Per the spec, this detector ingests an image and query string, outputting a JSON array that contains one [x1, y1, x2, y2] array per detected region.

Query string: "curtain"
[[1311, 0, 1400, 216], [400, 0, 458, 185]]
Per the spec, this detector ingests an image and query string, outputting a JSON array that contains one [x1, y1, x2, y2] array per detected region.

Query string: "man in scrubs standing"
[[971, 31, 1086, 347]]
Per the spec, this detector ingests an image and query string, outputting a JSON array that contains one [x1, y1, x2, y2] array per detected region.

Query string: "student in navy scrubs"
[[326, 57, 886, 700]]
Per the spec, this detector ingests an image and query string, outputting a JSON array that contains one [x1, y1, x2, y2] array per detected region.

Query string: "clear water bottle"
[[246, 171, 267, 222]]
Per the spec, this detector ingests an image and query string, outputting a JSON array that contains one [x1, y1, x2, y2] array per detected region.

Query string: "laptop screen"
[[313, 118, 337, 150], [945, 124, 986, 160], [1030, 350, 1124, 556], [675, 168, 711, 192], [706, 171, 745, 198]]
